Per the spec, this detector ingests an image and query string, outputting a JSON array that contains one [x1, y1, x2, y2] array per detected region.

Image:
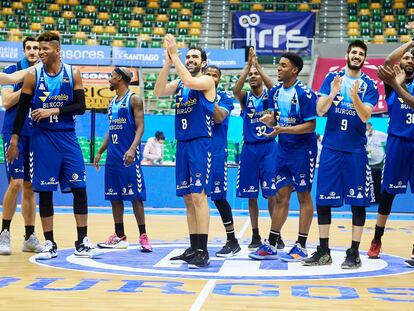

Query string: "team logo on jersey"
[[71, 173, 78, 181], [195, 179, 202, 187], [39, 92, 50, 102], [333, 96, 343, 106], [31, 243, 412, 281], [38, 83, 46, 91], [62, 77, 70, 83]]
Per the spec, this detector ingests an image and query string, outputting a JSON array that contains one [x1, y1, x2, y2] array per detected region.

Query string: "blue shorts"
[[31, 129, 86, 193], [210, 154, 228, 200], [104, 162, 146, 202], [2, 133, 31, 182], [316, 147, 371, 207], [236, 140, 277, 198], [381, 135, 414, 194], [176, 137, 211, 196], [275, 148, 316, 193]]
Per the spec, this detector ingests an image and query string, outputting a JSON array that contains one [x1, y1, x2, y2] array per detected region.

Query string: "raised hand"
[[331, 75, 343, 96], [350, 79, 360, 99], [393, 64, 406, 85], [377, 65, 397, 86]]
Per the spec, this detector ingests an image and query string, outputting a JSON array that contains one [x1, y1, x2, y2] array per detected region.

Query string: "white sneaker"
[[36, 240, 58, 260], [22, 234, 44, 253], [75, 237, 104, 258], [0, 230, 11, 255], [97, 233, 129, 249]]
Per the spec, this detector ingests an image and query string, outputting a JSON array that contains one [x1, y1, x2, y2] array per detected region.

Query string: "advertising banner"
[[232, 12, 315, 56], [61, 45, 111, 65]]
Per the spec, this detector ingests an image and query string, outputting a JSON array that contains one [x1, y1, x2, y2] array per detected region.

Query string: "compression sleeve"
[[59, 89, 86, 115], [12, 92, 32, 135]]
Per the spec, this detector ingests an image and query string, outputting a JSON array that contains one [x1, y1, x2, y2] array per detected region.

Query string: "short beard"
[[109, 85, 115, 91], [187, 65, 202, 77], [347, 58, 364, 71]]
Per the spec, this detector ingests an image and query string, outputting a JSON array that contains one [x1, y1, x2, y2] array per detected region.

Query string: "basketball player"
[[249, 52, 317, 261], [0, 37, 43, 255], [302, 40, 379, 269], [367, 39, 414, 261], [233, 48, 278, 251], [94, 67, 152, 252], [154, 34, 215, 268], [6, 31, 102, 260], [204, 65, 241, 257]]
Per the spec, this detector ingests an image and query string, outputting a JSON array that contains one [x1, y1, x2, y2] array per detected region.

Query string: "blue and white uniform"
[[316, 70, 379, 206], [210, 90, 234, 200], [174, 80, 215, 196], [236, 90, 277, 198], [269, 80, 317, 192], [104, 90, 146, 201], [381, 80, 414, 194], [2, 58, 32, 182], [30, 63, 85, 193]]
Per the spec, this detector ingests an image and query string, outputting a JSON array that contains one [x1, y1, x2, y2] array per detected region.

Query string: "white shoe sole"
[[0, 250, 11, 255], [97, 243, 129, 249]]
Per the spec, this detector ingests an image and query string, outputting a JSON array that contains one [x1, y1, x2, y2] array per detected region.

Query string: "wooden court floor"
[[0, 210, 413, 311]]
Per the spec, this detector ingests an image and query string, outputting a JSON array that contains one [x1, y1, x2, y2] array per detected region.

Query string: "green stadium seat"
[[140, 41, 149, 48], [150, 41, 162, 48], [144, 81, 155, 90]]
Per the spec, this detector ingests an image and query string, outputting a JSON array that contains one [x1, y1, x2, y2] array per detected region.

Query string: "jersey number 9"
[[340, 119, 348, 131]]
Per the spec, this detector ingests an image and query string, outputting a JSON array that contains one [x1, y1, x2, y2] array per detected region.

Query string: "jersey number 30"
[[406, 113, 414, 124]]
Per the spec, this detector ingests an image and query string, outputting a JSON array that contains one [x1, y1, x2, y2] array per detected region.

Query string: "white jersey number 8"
[[181, 119, 187, 130]]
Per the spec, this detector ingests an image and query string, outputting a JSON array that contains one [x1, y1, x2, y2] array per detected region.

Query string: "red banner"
[[312, 58, 387, 114]]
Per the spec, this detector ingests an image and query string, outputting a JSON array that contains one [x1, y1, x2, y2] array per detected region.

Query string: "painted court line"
[[189, 217, 251, 311]]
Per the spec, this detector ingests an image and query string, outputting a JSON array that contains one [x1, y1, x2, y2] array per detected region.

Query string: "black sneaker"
[[405, 259, 414, 267], [188, 250, 210, 269], [302, 246, 332, 266], [216, 239, 241, 257], [341, 248, 362, 269], [170, 247, 196, 264], [248, 235, 262, 251], [276, 236, 285, 250]]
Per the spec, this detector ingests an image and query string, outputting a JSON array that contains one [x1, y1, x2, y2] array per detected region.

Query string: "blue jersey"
[[2, 58, 32, 135], [241, 90, 275, 143], [269, 80, 317, 152], [211, 90, 234, 155], [32, 63, 75, 131], [107, 90, 138, 165], [385, 80, 414, 141], [319, 70, 379, 153], [174, 81, 215, 141]]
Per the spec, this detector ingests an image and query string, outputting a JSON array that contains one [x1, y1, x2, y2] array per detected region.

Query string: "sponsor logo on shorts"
[[389, 181, 406, 189], [105, 188, 118, 196], [243, 186, 258, 193], [40, 177, 59, 186], [319, 191, 341, 200]]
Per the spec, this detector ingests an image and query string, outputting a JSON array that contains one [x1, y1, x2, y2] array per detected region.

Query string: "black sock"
[[25, 226, 35, 240], [225, 226, 236, 242], [115, 222, 125, 238], [252, 228, 259, 236], [198, 234, 208, 252], [44, 230, 54, 243], [320, 238, 329, 250], [351, 240, 360, 250], [77, 226, 87, 243], [138, 224, 146, 236], [190, 234, 198, 250], [1, 219, 11, 232], [297, 233, 308, 248], [268, 230, 280, 247], [374, 225, 385, 241]]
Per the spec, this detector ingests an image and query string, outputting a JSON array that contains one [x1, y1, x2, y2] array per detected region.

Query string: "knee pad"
[[39, 191, 54, 218], [317, 205, 332, 225], [351, 206, 366, 227], [378, 191, 396, 216], [73, 188, 88, 215]]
